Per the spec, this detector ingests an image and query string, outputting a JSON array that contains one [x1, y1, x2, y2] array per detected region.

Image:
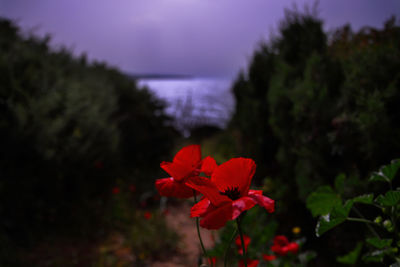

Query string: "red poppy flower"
[[155, 145, 217, 198], [235, 235, 251, 255], [112, 187, 120, 194], [144, 211, 152, 220], [270, 235, 299, 256], [262, 254, 277, 261], [238, 259, 259, 267], [187, 158, 275, 229]]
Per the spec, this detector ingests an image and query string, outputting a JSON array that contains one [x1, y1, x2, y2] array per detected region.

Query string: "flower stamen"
[[221, 187, 241, 200]]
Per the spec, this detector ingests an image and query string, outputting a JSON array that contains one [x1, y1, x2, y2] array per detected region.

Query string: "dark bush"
[[0, 18, 177, 252], [228, 10, 400, 265]]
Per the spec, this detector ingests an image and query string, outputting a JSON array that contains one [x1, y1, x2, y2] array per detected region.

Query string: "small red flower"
[[188, 158, 275, 229], [270, 235, 299, 256], [235, 235, 251, 255], [112, 187, 120, 194], [144, 211, 152, 220], [262, 254, 277, 261], [238, 259, 259, 267], [155, 145, 217, 198]]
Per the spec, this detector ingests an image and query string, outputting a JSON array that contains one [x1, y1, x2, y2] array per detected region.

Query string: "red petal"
[[160, 161, 194, 181], [211, 158, 256, 196], [201, 156, 218, 176], [248, 190, 275, 213], [191, 198, 212, 217], [286, 242, 299, 254], [199, 203, 233, 229], [231, 197, 257, 219], [185, 176, 231, 206], [199, 197, 257, 229], [155, 177, 195, 198], [173, 144, 201, 167], [271, 244, 285, 256]]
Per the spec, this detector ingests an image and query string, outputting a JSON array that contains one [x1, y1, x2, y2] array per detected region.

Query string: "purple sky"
[[1, 0, 399, 78]]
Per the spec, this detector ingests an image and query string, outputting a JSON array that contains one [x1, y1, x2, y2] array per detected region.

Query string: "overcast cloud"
[[1, 0, 399, 77]]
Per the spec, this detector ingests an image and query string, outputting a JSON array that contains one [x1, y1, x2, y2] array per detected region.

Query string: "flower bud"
[[374, 216, 382, 224], [383, 220, 392, 229]]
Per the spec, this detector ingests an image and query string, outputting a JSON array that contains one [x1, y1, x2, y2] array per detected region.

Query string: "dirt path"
[[152, 201, 215, 267]]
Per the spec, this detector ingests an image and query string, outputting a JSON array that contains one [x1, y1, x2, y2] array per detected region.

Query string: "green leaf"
[[337, 242, 363, 265], [362, 250, 385, 263], [375, 191, 400, 206], [381, 159, 400, 180], [315, 201, 352, 237], [370, 159, 400, 183], [316, 214, 346, 237], [369, 173, 390, 183], [334, 200, 354, 217], [306, 186, 341, 217], [366, 237, 392, 249], [352, 194, 374, 204]]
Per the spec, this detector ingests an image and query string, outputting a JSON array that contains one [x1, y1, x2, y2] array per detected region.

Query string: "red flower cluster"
[[155, 145, 275, 230], [269, 235, 299, 256]]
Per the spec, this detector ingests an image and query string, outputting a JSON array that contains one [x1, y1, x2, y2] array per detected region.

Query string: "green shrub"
[[0, 17, 177, 255]]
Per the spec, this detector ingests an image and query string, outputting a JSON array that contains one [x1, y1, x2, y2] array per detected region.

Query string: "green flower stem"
[[193, 190, 207, 263], [347, 217, 375, 224], [352, 206, 381, 239], [224, 227, 238, 267], [236, 218, 247, 267], [391, 206, 397, 238]]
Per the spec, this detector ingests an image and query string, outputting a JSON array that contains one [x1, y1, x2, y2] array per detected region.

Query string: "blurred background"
[[0, 0, 399, 266]]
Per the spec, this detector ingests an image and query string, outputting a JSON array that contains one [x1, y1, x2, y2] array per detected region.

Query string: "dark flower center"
[[221, 187, 241, 200]]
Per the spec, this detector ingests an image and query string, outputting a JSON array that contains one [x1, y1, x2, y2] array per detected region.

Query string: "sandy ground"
[[151, 201, 215, 267], [23, 201, 216, 266]]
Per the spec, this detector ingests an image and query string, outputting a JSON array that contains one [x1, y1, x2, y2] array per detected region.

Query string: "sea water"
[[138, 78, 235, 135]]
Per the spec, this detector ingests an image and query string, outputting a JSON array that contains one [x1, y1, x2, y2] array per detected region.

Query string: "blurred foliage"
[[0, 17, 178, 262], [96, 189, 179, 267], [306, 159, 400, 266], [229, 8, 400, 265]]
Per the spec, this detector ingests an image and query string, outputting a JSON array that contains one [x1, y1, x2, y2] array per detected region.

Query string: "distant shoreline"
[[126, 73, 193, 80]]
